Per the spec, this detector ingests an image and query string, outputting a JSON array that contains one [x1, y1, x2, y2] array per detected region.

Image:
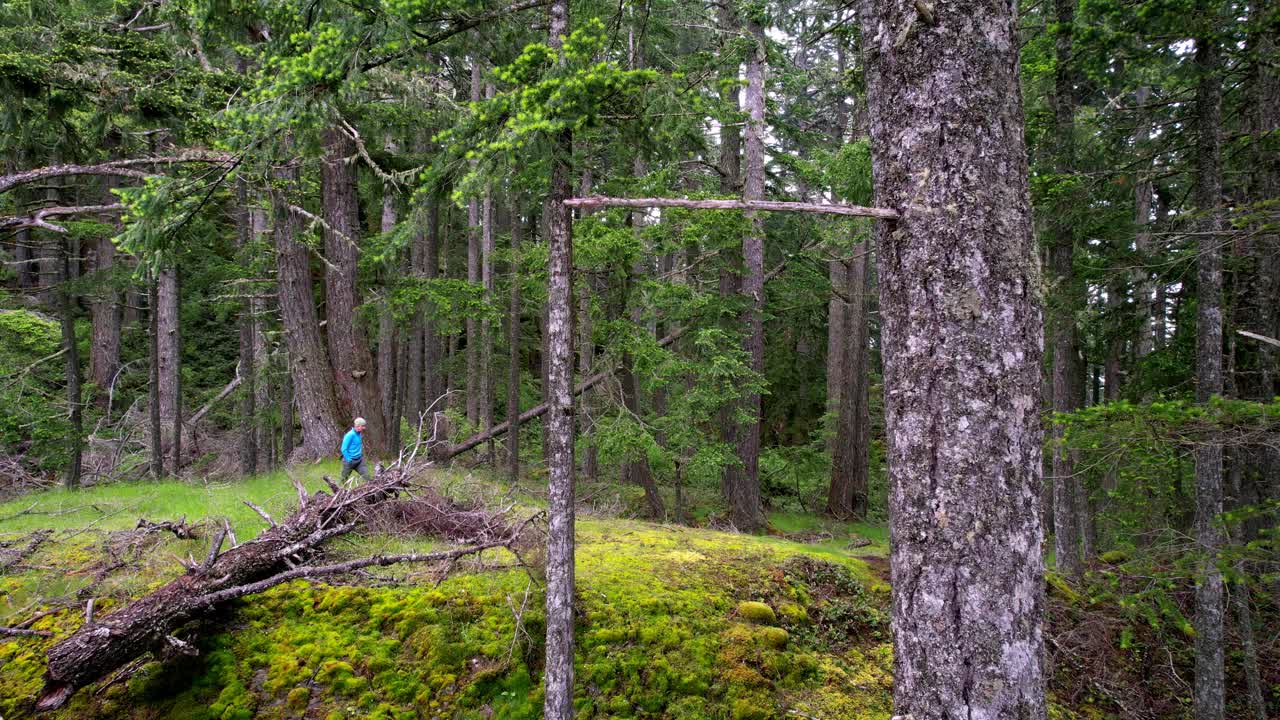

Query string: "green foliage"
[[0, 309, 71, 473]]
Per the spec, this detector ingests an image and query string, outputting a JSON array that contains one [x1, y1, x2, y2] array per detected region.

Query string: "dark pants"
[[339, 457, 371, 484]]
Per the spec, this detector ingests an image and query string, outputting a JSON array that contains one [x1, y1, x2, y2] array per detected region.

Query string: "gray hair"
[[353, 417, 367, 427]]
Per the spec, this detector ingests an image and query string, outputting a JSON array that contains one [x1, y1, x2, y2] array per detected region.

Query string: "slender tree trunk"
[[716, 0, 744, 520], [59, 239, 83, 490], [543, 0, 576, 716], [251, 206, 273, 468], [149, 275, 163, 479], [273, 160, 342, 461], [1050, 0, 1083, 579], [424, 196, 445, 414], [280, 357, 295, 461], [731, 16, 768, 532], [172, 269, 183, 469], [577, 272, 597, 479], [1133, 85, 1157, 360], [322, 128, 387, 456], [825, 259, 848, 459], [466, 61, 483, 426], [157, 266, 181, 464], [508, 201, 523, 484], [482, 150, 496, 461], [236, 181, 258, 476], [1191, 32, 1225, 720], [379, 139, 401, 454], [89, 181, 122, 412], [858, 0, 1047, 715]]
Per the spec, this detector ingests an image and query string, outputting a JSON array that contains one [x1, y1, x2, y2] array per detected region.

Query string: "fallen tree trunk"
[[35, 470, 521, 711]]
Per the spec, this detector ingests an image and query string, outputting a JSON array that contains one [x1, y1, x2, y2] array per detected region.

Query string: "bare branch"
[[563, 195, 900, 220], [0, 204, 125, 234], [0, 154, 234, 195]]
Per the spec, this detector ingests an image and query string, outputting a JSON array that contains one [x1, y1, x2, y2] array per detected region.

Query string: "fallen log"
[[35, 469, 524, 712]]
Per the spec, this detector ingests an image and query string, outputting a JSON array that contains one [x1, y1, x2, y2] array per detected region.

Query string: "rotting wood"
[[563, 195, 900, 220]]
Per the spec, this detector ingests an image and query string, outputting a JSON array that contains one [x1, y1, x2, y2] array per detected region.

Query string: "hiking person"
[[339, 417, 372, 484]]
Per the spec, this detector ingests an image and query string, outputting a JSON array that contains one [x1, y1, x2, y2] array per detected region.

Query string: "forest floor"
[[0, 465, 1251, 720]]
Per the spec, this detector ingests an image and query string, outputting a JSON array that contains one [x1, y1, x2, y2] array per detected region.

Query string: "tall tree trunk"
[[424, 195, 445, 414], [379, 138, 401, 454], [280, 356, 296, 462], [1050, 0, 1083, 579], [731, 16, 767, 532], [157, 266, 181, 464], [322, 128, 388, 456], [172, 269, 183, 470], [273, 161, 342, 461], [466, 61, 483, 426], [543, 0, 576, 716], [858, 0, 1047, 715], [716, 0, 744, 520], [237, 181, 258, 476], [1191, 32, 1225, 720], [59, 238, 83, 490], [482, 150, 496, 461], [1132, 85, 1157, 359], [149, 275, 163, 478], [89, 181, 122, 413], [828, 244, 870, 518], [251, 206, 274, 469], [825, 259, 848, 459], [508, 200, 523, 484]]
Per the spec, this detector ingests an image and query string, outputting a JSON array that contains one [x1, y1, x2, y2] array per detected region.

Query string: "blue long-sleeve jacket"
[[341, 429, 363, 463]]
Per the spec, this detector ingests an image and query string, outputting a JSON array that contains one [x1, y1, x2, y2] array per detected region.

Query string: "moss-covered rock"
[[737, 601, 778, 625], [757, 627, 789, 649]]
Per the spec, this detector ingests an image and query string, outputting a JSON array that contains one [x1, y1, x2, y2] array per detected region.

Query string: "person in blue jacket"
[[339, 417, 371, 485]]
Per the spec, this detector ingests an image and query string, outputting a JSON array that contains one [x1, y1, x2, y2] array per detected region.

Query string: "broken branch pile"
[[34, 469, 537, 712]]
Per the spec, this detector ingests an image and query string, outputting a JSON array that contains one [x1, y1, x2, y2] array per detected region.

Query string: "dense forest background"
[[0, 0, 1276, 718]]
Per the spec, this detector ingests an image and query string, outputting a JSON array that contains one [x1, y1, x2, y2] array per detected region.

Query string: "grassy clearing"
[[0, 468, 901, 720]]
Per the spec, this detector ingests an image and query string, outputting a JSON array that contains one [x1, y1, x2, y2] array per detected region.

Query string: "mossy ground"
[[0, 469, 895, 720]]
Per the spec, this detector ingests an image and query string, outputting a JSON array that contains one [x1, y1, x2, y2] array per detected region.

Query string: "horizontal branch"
[[564, 195, 900, 220], [0, 153, 235, 195], [0, 204, 124, 234]]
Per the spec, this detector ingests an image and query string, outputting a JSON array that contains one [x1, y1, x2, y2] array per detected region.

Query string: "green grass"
[[766, 511, 889, 558], [0, 463, 344, 540]]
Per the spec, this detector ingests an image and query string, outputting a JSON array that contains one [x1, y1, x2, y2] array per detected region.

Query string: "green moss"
[[776, 602, 808, 624], [1047, 572, 1083, 605], [285, 686, 310, 712], [737, 601, 778, 625], [757, 627, 789, 649], [1099, 550, 1129, 565]]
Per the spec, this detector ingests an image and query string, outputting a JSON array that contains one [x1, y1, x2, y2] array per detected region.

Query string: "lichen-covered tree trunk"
[[1049, 0, 1084, 580], [273, 161, 342, 461], [857, 0, 1048, 715], [1191, 31, 1225, 720], [508, 200, 523, 484], [1132, 84, 1157, 360], [322, 128, 388, 456], [481, 175, 496, 460], [732, 16, 767, 532], [466, 60, 483, 426], [543, 1, 576, 715]]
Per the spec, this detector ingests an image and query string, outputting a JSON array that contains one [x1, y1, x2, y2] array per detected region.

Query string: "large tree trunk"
[[89, 181, 122, 413], [731, 16, 768, 532], [273, 161, 342, 461], [322, 128, 388, 456], [857, 0, 1047, 716], [1191, 32, 1225, 720], [1049, 0, 1084, 580], [378, 139, 401, 455], [828, 245, 870, 518], [543, 1, 576, 716]]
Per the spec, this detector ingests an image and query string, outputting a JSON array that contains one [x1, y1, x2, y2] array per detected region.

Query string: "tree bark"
[[378, 138, 401, 454], [157, 266, 181, 464], [716, 0, 744, 523], [1050, 0, 1083, 580], [467, 60, 483, 426], [857, 0, 1048, 715], [236, 181, 258, 476], [424, 195, 446, 413], [1132, 85, 1157, 359], [1191, 32, 1225, 720], [828, 245, 870, 518], [322, 127, 388, 456], [543, 0, 576, 716], [58, 239, 83, 491], [89, 181, 122, 412], [149, 275, 163, 478], [508, 200, 523, 484], [825, 258, 848, 459], [731, 16, 768, 533], [273, 160, 342, 462]]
